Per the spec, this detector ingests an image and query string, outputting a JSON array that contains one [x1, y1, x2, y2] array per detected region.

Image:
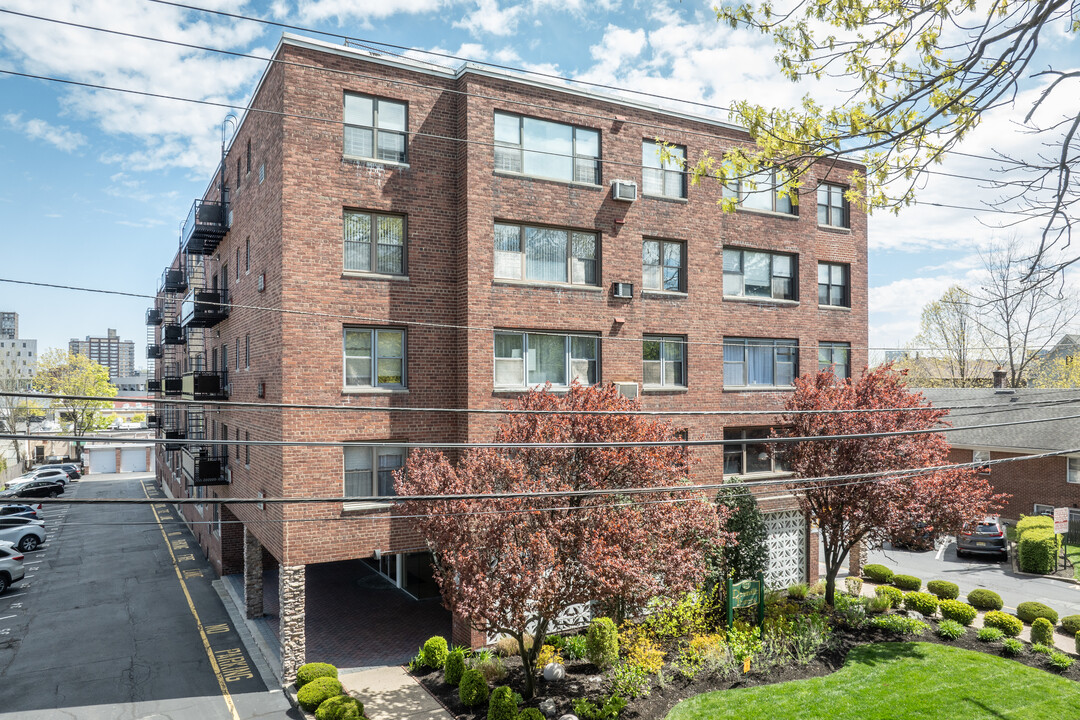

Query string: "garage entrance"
[[88, 448, 116, 474], [120, 447, 147, 472]]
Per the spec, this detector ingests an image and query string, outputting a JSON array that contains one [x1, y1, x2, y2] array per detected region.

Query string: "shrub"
[[472, 651, 508, 683], [1015, 514, 1054, 537], [495, 634, 533, 657], [518, 710, 546, 720], [487, 686, 518, 720], [891, 574, 922, 592], [1048, 651, 1075, 672], [926, 580, 960, 601], [936, 620, 965, 641], [1001, 638, 1023, 657], [863, 564, 894, 584], [787, 583, 808, 600], [939, 600, 978, 626], [903, 591, 939, 617], [535, 644, 564, 671], [791, 614, 832, 665], [563, 635, 587, 660], [866, 595, 892, 614], [444, 649, 466, 686], [1018, 527, 1059, 574], [844, 577, 863, 597], [809, 580, 827, 595], [1076, 632, 1080, 656], [612, 661, 652, 699], [675, 633, 733, 679], [315, 695, 364, 720], [422, 636, 449, 669], [869, 615, 927, 636], [967, 588, 1003, 611], [1016, 602, 1059, 626], [544, 634, 565, 650], [297, 677, 344, 712], [458, 669, 489, 707], [586, 617, 620, 669], [573, 694, 628, 720], [1061, 615, 1080, 636], [1031, 643, 1053, 656], [976, 627, 1005, 643], [983, 611, 1023, 637], [296, 662, 339, 689], [875, 585, 904, 609], [1031, 617, 1055, 646]]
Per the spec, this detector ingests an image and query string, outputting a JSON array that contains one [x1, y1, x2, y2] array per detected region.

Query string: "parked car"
[[956, 515, 1008, 558], [36, 463, 81, 480], [0, 504, 39, 520], [890, 521, 938, 551], [0, 517, 46, 553], [0, 540, 26, 594], [0, 480, 64, 499], [8, 468, 69, 487]]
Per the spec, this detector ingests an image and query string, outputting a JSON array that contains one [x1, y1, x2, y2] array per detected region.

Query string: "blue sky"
[[0, 0, 1077, 364]]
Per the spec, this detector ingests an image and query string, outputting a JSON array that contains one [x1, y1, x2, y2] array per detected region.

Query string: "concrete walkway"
[[340, 666, 453, 720]]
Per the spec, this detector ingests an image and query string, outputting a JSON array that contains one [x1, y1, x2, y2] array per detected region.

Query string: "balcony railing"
[[147, 379, 162, 393], [182, 370, 228, 401], [160, 268, 188, 294], [181, 445, 229, 486], [164, 430, 187, 452], [145, 307, 163, 325], [181, 199, 229, 255], [162, 324, 186, 345], [180, 289, 230, 328], [163, 377, 183, 397], [146, 414, 159, 428], [146, 344, 163, 360]]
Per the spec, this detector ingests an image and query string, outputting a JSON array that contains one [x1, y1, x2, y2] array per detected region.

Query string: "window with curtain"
[[344, 211, 406, 275], [494, 331, 598, 388], [723, 338, 798, 387], [723, 248, 795, 300], [494, 111, 600, 184], [344, 446, 405, 500], [494, 223, 597, 285], [344, 93, 407, 163], [642, 140, 686, 198], [344, 328, 405, 388]]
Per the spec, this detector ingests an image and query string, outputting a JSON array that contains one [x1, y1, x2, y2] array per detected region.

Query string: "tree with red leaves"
[[397, 384, 725, 698], [782, 365, 1007, 605]]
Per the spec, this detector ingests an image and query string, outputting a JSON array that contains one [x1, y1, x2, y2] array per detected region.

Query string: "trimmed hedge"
[[891, 574, 922, 592], [315, 695, 364, 720], [298, 677, 345, 712], [1076, 633, 1080, 656], [444, 649, 466, 686], [903, 591, 939, 617], [459, 669, 489, 707], [518, 710, 546, 720], [967, 588, 1003, 611], [1016, 601, 1059, 626], [1016, 514, 1054, 537], [863, 564, 894, 584], [983, 610, 1023, 637], [926, 580, 959, 600], [422, 636, 449, 669], [875, 585, 904, 609], [1061, 615, 1080, 636], [586, 617, 619, 669], [939, 599, 978, 626], [296, 662, 339, 689], [487, 686, 517, 720], [1031, 618, 1055, 646], [1018, 527, 1060, 574]]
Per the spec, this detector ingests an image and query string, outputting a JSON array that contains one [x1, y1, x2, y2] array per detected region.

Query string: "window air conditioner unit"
[[614, 381, 639, 400], [612, 282, 633, 299], [611, 180, 637, 202]]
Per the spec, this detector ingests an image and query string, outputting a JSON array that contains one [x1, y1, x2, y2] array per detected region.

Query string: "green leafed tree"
[[32, 350, 116, 460], [708, 482, 770, 587], [901, 285, 993, 388]]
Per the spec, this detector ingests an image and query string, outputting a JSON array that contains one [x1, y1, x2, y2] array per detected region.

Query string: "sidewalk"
[[339, 666, 453, 720]]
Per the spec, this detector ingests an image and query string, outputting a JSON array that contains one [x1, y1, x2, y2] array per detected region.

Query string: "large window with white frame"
[[818, 342, 850, 379], [643, 336, 686, 388], [723, 338, 798, 388], [344, 446, 405, 500], [343, 328, 405, 389], [642, 140, 686, 199], [494, 331, 598, 388], [642, 239, 685, 292], [344, 210, 406, 275], [344, 93, 407, 163], [1068, 456, 1080, 483], [724, 168, 797, 215], [494, 223, 597, 285], [723, 248, 795, 300], [494, 111, 600, 184]]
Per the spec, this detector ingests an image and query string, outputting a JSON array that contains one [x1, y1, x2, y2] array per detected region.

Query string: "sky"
[[0, 0, 1077, 368]]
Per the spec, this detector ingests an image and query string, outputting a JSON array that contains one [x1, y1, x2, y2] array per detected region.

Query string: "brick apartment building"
[[148, 34, 868, 678]]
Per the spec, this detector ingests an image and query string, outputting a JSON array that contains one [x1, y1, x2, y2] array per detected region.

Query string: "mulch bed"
[[411, 616, 1080, 720]]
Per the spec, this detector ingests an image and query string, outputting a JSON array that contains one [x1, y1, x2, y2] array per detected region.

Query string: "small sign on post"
[[1054, 507, 1069, 534], [725, 571, 766, 629]]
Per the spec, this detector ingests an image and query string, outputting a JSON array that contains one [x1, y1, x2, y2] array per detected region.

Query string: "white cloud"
[[295, 0, 451, 23], [454, 0, 524, 36], [2, 113, 86, 151], [589, 25, 646, 65]]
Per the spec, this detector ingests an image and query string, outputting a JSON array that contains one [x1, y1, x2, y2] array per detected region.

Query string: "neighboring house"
[[922, 377, 1080, 524], [147, 34, 868, 671], [887, 351, 994, 388]]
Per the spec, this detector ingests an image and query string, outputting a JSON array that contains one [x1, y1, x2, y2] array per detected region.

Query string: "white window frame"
[[723, 338, 798, 388], [818, 262, 850, 308], [493, 331, 599, 390], [1068, 456, 1080, 484], [343, 445, 405, 510], [343, 93, 408, 164], [818, 342, 850, 379], [344, 210, 407, 276], [973, 449, 991, 474], [494, 111, 600, 185], [643, 335, 687, 389], [641, 140, 686, 199], [724, 168, 797, 215], [343, 327, 406, 390], [642, 239, 685, 293], [494, 223, 598, 286], [723, 248, 796, 301], [817, 183, 849, 228], [1033, 503, 1054, 516]]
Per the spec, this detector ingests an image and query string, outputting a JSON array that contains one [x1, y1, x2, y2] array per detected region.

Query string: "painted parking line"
[[0, 615, 15, 621]]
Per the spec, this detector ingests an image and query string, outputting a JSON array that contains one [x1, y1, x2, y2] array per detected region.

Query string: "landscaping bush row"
[[295, 662, 367, 720]]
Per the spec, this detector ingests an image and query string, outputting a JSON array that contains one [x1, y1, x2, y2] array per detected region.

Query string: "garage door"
[[763, 509, 807, 589], [120, 448, 147, 472], [89, 449, 116, 474]]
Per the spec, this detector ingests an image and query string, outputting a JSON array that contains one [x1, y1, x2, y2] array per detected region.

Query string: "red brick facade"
[[945, 448, 1080, 521]]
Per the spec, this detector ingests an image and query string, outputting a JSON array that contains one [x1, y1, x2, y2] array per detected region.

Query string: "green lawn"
[[665, 643, 1080, 720], [1067, 543, 1080, 580]]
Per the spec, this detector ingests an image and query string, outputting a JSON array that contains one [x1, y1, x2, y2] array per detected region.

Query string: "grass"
[[1067, 543, 1080, 580], [665, 643, 1080, 720]]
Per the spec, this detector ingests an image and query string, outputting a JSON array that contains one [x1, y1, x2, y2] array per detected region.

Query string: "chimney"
[[992, 369, 1009, 391]]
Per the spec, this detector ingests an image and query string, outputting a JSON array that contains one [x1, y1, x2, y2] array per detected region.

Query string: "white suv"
[[0, 540, 26, 595], [0, 517, 46, 553]]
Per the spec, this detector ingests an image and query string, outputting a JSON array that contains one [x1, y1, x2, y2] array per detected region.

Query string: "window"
[[494, 111, 600, 184], [344, 446, 404, 499], [643, 336, 686, 388], [1033, 503, 1054, 516], [818, 263, 850, 307], [494, 223, 597, 285], [222, 424, 228, 458], [494, 331, 597, 388], [723, 249, 795, 300], [725, 168, 796, 214], [245, 431, 250, 467], [344, 93, 407, 163], [245, 334, 250, 369], [723, 338, 798, 387], [344, 211, 405, 275], [344, 328, 405, 388], [221, 344, 227, 374], [246, 138, 252, 174], [642, 239, 685, 292], [1068, 456, 1080, 484], [642, 140, 686, 198], [974, 450, 991, 474], [245, 237, 250, 272], [723, 428, 790, 475], [818, 342, 850, 379], [236, 159, 241, 188], [818, 184, 849, 228], [234, 338, 239, 370]]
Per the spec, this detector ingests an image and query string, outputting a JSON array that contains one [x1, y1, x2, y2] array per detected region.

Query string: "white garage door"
[[89, 449, 116, 474], [763, 509, 807, 589], [120, 448, 147, 472]]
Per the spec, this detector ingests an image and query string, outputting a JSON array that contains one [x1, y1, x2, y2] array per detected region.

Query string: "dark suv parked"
[[956, 515, 1007, 558]]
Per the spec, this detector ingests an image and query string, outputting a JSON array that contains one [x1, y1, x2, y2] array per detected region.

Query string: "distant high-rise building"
[[0, 311, 17, 340], [0, 337, 37, 389], [69, 328, 135, 379]]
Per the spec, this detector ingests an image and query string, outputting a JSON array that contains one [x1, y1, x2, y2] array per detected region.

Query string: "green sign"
[[725, 572, 766, 627]]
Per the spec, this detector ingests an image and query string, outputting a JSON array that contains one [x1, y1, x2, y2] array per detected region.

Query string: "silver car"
[[0, 517, 46, 553], [0, 540, 26, 595]]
